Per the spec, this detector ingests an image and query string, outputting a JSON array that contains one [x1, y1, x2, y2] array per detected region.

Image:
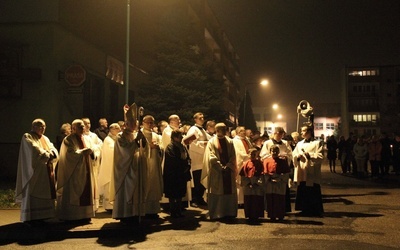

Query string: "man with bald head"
[[15, 118, 58, 226], [56, 119, 96, 223]]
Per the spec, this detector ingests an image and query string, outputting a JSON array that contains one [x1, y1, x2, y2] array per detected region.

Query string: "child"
[[263, 145, 291, 221], [239, 148, 265, 220]]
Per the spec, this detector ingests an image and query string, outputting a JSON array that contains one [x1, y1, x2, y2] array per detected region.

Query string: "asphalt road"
[[1, 160, 399, 249]]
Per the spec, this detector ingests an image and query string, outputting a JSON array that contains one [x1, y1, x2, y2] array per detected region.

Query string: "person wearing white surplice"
[[139, 115, 163, 219], [182, 112, 209, 208], [82, 117, 103, 210], [259, 126, 293, 213], [15, 119, 58, 225], [112, 104, 145, 223], [98, 123, 121, 210], [202, 123, 237, 220], [293, 125, 324, 217], [232, 126, 253, 208], [56, 119, 96, 222]]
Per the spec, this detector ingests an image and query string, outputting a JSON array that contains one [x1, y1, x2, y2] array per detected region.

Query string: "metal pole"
[[125, 0, 130, 104], [243, 86, 247, 126]]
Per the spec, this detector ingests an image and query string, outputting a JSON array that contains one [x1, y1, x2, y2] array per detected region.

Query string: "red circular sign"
[[64, 65, 86, 86]]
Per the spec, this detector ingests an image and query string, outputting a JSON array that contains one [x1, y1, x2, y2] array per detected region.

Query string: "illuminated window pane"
[[326, 123, 335, 130], [315, 123, 323, 130]]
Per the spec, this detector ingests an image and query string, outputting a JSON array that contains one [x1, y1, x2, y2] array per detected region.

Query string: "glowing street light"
[[243, 79, 269, 124]]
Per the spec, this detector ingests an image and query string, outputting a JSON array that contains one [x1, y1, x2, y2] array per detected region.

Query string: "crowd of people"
[[16, 107, 339, 226], [326, 132, 400, 178]]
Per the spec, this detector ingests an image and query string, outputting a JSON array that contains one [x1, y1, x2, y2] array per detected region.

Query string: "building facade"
[[345, 65, 400, 137], [0, 0, 240, 178]]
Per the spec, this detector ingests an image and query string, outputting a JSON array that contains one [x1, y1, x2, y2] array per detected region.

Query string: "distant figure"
[[161, 115, 180, 150], [353, 137, 368, 178], [202, 123, 237, 220], [368, 135, 382, 178], [94, 118, 109, 141], [326, 136, 338, 173], [380, 133, 392, 175], [98, 123, 121, 210], [337, 136, 346, 173], [392, 133, 400, 176], [15, 119, 58, 226], [55, 123, 71, 180], [55, 123, 71, 152], [206, 120, 216, 138]]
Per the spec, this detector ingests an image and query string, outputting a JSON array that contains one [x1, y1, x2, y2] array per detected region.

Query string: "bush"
[[0, 189, 20, 209]]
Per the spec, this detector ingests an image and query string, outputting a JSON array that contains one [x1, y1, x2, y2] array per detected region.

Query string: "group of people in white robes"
[[15, 110, 323, 225]]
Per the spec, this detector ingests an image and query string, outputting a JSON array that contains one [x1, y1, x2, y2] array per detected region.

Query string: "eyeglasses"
[[144, 121, 154, 124]]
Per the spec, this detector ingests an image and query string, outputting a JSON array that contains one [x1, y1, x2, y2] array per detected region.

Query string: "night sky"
[[208, 0, 400, 131]]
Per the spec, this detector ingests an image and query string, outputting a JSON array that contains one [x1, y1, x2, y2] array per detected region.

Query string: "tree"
[[136, 7, 225, 125], [238, 91, 257, 132]]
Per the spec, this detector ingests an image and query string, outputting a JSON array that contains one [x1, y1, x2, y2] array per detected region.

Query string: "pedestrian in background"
[[327, 135, 338, 173]]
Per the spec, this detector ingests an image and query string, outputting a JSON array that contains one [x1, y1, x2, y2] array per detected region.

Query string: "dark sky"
[[208, 0, 400, 131]]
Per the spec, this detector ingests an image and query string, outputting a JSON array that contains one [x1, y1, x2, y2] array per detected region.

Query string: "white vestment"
[[98, 134, 117, 210], [139, 128, 163, 214], [232, 136, 251, 205], [56, 134, 96, 220], [112, 130, 144, 219], [15, 132, 58, 222], [83, 131, 102, 209], [293, 140, 323, 185], [202, 136, 237, 219]]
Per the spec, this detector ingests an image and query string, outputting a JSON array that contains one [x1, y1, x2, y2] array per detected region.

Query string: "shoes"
[[190, 202, 199, 208], [197, 200, 208, 206], [145, 214, 160, 219], [120, 216, 139, 224], [170, 212, 185, 218], [24, 220, 47, 227]]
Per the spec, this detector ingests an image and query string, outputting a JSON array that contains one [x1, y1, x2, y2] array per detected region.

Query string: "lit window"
[[315, 123, 323, 130], [326, 123, 335, 130]]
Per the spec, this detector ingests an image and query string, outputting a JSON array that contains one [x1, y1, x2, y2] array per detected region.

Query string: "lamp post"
[[243, 79, 268, 125], [125, 0, 130, 104]]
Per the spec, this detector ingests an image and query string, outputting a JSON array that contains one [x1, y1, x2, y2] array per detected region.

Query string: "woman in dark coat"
[[327, 136, 338, 173], [163, 129, 191, 218]]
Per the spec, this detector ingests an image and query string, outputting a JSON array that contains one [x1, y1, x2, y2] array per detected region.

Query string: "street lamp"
[[125, 0, 131, 104], [243, 79, 268, 125]]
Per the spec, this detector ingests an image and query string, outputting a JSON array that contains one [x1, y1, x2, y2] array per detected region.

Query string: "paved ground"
[[1, 161, 399, 246]]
